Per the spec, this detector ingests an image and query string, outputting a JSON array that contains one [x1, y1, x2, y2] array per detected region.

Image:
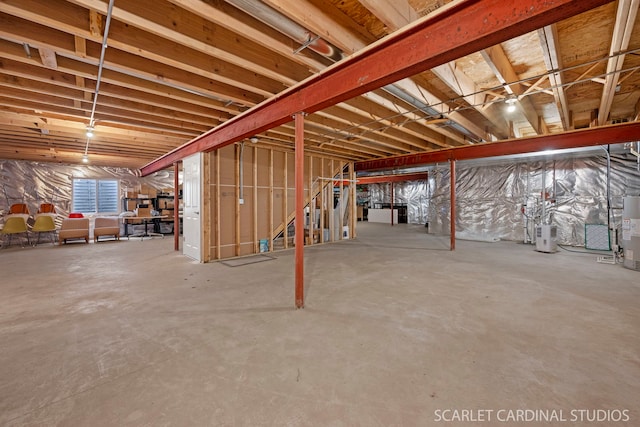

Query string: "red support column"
[[174, 161, 180, 252], [390, 182, 394, 226], [450, 159, 456, 251], [294, 112, 305, 308]]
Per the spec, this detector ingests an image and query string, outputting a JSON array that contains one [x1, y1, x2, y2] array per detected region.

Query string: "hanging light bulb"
[[86, 126, 94, 138], [82, 154, 89, 163], [505, 96, 517, 113]]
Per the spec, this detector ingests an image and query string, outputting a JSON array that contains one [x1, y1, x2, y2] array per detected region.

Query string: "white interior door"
[[183, 153, 202, 261]]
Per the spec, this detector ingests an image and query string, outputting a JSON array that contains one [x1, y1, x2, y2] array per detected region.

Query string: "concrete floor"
[[1, 223, 638, 426]]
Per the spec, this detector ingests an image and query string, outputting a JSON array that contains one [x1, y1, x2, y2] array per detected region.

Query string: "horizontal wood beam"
[[142, 0, 612, 176], [354, 121, 640, 171]]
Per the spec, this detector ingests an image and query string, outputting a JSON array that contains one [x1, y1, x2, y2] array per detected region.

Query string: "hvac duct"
[[224, 0, 477, 141], [224, 0, 343, 62], [382, 84, 479, 142]]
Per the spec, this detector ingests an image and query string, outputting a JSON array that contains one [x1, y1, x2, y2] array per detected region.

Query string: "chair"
[[31, 215, 57, 245], [1, 216, 30, 248], [58, 218, 89, 245], [9, 203, 30, 215], [37, 203, 57, 214], [94, 217, 120, 242]]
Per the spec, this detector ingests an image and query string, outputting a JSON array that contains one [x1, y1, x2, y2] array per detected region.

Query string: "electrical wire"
[[317, 47, 640, 146]]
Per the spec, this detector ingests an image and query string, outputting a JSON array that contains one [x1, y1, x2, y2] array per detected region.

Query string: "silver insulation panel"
[[3, 153, 640, 246], [367, 153, 640, 246], [0, 160, 174, 220]]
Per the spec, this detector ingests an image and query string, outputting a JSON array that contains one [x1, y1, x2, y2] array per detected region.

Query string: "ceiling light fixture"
[[85, 126, 94, 138], [82, 154, 89, 163], [505, 96, 517, 113], [249, 136, 259, 143]]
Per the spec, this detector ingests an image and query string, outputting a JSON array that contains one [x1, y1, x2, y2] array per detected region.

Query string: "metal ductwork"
[[224, 0, 476, 141], [381, 84, 480, 143], [224, 0, 343, 62]]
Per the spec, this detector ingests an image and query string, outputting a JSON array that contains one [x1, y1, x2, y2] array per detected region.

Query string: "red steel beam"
[[355, 122, 640, 171], [141, 0, 612, 176], [332, 172, 428, 186], [294, 113, 305, 309], [356, 173, 428, 184]]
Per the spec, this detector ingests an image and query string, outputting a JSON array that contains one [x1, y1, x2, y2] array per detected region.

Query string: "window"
[[72, 179, 119, 214]]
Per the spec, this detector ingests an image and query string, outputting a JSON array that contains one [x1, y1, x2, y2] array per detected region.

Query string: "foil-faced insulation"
[[0, 160, 174, 234], [366, 153, 640, 246]]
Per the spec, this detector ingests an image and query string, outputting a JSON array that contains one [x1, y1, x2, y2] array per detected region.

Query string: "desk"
[[123, 216, 168, 240]]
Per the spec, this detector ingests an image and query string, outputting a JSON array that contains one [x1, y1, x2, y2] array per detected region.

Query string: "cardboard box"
[[126, 200, 137, 211], [126, 191, 137, 198]]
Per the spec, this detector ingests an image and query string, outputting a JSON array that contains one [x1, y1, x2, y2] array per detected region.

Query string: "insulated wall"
[[434, 154, 640, 245], [371, 153, 640, 246], [0, 159, 173, 218], [368, 180, 429, 224]]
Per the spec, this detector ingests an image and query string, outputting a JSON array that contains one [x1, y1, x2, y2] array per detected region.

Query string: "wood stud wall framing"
[[206, 144, 350, 261]]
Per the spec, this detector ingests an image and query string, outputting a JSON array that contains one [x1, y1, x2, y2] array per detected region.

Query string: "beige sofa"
[[94, 217, 120, 242], [58, 218, 89, 245]]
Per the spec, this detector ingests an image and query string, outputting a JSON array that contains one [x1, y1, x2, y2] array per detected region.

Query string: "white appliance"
[[535, 224, 557, 253], [622, 196, 640, 271]]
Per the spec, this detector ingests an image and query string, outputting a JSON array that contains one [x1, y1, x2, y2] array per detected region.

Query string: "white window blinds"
[[72, 179, 119, 214]]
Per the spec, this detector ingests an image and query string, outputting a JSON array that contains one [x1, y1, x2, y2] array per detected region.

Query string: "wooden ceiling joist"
[[481, 44, 548, 135], [0, 0, 634, 169], [597, 0, 639, 125], [142, 0, 613, 175]]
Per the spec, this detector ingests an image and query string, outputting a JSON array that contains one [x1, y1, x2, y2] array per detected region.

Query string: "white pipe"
[[84, 0, 115, 157], [89, 0, 115, 127], [540, 160, 547, 225], [600, 145, 612, 231]]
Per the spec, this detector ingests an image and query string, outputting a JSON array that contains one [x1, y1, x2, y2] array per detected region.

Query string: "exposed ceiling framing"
[[0, 0, 638, 171]]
